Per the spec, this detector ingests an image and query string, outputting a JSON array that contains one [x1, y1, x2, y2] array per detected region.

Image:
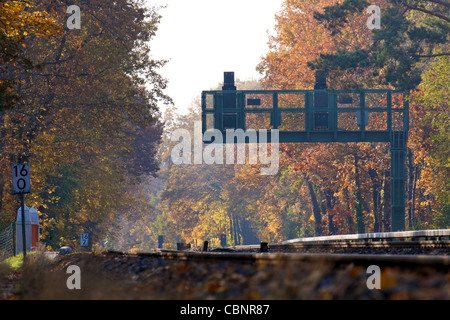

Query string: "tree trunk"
[[369, 169, 381, 232], [354, 153, 365, 233], [407, 148, 418, 229], [344, 187, 356, 233], [233, 215, 240, 245], [240, 218, 259, 245], [303, 174, 323, 236], [382, 170, 391, 232], [325, 188, 337, 234], [412, 166, 418, 226]]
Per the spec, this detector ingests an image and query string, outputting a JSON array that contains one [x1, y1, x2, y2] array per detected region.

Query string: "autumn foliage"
[[0, 0, 168, 249], [148, 0, 448, 249], [0, 0, 447, 252]]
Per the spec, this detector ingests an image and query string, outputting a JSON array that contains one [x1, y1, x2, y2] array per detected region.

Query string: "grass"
[[1, 251, 56, 299], [2, 252, 37, 271]]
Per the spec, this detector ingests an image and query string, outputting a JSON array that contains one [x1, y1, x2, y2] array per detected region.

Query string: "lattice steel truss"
[[202, 72, 409, 231]]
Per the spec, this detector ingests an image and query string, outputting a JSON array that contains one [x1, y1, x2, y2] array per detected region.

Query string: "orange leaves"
[[259, 0, 375, 90], [0, 0, 171, 250], [0, 1, 61, 39]]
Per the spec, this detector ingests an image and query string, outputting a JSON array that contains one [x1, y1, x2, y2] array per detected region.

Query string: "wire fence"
[[0, 223, 15, 261]]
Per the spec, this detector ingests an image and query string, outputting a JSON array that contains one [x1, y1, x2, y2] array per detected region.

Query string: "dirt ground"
[[1, 251, 449, 300]]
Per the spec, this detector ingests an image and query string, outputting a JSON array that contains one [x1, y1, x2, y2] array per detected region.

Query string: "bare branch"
[[415, 52, 450, 57], [406, 4, 450, 23], [421, 0, 450, 8]]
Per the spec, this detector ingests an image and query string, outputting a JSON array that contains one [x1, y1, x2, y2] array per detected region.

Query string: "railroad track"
[[44, 228, 450, 273], [230, 239, 450, 256], [205, 229, 450, 256], [136, 250, 450, 268], [132, 229, 450, 270], [98, 242, 449, 300], [4, 229, 449, 300]]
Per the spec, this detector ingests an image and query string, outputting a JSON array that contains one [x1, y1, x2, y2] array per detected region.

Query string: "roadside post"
[[12, 163, 31, 261]]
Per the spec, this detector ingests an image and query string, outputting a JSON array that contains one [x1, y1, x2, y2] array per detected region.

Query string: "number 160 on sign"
[[12, 163, 31, 194]]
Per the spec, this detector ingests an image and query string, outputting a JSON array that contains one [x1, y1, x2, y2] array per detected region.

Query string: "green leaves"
[[313, 0, 369, 35], [308, 48, 370, 71], [412, 56, 450, 226], [309, 0, 449, 91]]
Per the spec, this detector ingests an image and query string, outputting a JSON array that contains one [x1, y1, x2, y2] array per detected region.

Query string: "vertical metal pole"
[[237, 92, 245, 130], [214, 92, 223, 132], [201, 92, 206, 135], [331, 92, 338, 140], [13, 221, 16, 256], [390, 131, 406, 231], [20, 193, 26, 261], [272, 93, 279, 129], [389, 93, 408, 231], [158, 235, 164, 249], [360, 92, 366, 141], [387, 91, 392, 133], [305, 92, 312, 141]]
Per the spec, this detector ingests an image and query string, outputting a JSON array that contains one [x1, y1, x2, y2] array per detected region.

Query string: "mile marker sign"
[[80, 233, 89, 247], [12, 163, 31, 194]]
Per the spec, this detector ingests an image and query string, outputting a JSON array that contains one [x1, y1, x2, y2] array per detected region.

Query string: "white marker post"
[[12, 163, 31, 261]]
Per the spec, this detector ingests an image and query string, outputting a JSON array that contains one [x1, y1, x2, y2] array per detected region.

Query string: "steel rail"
[[128, 251, 450, 268], [278, 229, 450, 244]]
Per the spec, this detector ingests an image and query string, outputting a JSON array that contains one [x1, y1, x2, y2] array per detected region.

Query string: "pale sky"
[[147, 0, 284, 114]]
